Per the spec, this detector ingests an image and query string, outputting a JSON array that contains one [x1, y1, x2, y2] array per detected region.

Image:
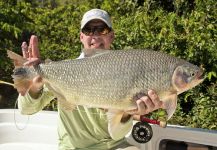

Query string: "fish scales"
[[36, 50, 184, 110]]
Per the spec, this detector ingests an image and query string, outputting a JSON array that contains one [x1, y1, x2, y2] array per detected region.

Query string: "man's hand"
[[121, 90, 163, 122], [134, 90, 163, 115], [22, 35, 41, 66], [21, 35, 43, 98]]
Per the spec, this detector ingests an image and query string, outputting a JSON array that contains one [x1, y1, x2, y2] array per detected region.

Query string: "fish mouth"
[[196, 70, 204, 80]]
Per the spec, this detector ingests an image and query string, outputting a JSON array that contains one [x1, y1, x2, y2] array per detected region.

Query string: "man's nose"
[[91, 34, 101, 39]]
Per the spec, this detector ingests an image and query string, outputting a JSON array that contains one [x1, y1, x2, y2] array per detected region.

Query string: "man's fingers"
[[21, 35, 41, 66], [24, 58, 41, 66], [147, 90, 163, 108], [28, 45, 33, 58], [30, 35, 40, 58], [136, 98, 149, 115], [141, 96, 155, 112], [127, 90, 163, 116], [21, 42, 29, 58]]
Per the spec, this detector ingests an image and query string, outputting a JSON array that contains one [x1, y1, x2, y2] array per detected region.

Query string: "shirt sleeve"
[[18, 85, 55, 115]]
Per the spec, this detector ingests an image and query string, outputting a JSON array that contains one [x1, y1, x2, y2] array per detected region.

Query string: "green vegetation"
[[0, 0, 216, 130]]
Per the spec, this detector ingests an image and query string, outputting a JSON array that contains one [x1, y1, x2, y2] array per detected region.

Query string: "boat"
[[0, 109, 58, 150], [0, 109, 216, 150]]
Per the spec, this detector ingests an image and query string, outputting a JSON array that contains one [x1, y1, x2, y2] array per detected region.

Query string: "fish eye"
[[191, 72, 195, 77]]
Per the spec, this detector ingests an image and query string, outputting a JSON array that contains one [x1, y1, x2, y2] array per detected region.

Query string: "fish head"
[[163, 63, 204, 120], [172, 62, 204, 94]]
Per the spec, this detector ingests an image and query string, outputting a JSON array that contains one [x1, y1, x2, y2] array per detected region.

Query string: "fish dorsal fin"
[[82, 49, 111, 57], [44, 59, 52, 64], [107, 110, 133, 140], [7, 50, 27, 68]]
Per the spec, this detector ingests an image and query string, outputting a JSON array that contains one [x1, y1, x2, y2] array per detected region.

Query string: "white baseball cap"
[[81, 9, 112, 29]]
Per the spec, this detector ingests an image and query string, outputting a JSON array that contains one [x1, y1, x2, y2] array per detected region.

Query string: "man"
[[18, 9, 163, 150]]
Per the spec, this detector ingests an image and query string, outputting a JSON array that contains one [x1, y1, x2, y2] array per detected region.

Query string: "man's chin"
[[91, 44, 104, 49]]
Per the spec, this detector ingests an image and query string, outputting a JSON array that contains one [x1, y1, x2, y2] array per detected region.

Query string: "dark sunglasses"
[[82, 25, 112, 36]]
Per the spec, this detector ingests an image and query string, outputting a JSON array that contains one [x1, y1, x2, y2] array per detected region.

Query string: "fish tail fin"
[[7, 50, 27, 68], [12, 67, 38, 96], [7, 50, 37, 96]]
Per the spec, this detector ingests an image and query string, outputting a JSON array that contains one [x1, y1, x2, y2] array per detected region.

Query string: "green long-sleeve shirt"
[[18, 86, 133, 150]]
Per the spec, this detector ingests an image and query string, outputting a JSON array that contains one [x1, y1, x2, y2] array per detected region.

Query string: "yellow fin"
[[162, 94, 177, 120], [107, 110, 133, 140]]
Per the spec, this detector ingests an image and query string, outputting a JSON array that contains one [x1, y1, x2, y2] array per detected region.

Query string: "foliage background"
[[0, 0, 216, 130]]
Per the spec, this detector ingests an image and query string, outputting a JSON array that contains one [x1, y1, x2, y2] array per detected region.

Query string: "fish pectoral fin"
[[107, 110, 133, 140], [162, 94, 178, 120], [44, 58, 52, 64]]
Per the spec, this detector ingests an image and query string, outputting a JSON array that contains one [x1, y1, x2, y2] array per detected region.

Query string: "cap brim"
[[81, 17, 112, 29]]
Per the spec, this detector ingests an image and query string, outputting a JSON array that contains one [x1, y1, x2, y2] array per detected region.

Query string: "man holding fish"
[[17, 9, 167, 150]]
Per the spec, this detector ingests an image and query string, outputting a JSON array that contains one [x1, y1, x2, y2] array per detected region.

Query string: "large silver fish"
[[8, 49, 203, 139]]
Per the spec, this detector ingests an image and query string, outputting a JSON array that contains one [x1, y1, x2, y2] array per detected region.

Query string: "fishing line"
[[13, 99, 30, 130], [0, 80, 30, 130]]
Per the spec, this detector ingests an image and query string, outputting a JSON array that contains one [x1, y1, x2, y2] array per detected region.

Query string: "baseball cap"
[[81, 9, 112, 29]]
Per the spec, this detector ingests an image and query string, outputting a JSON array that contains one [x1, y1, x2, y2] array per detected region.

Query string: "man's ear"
[[110, 31, 115, 42], [80, 32, 84, 41]]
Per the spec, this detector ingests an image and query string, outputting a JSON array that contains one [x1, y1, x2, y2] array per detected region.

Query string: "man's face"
[[80, 19, 114, 50]]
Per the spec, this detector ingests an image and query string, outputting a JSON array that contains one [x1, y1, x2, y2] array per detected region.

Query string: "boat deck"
[[0, 109, 217, 150]]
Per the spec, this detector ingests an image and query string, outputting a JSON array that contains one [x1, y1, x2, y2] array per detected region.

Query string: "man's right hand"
[[22, 35, 41, 66], [21, 35, 44, 98]]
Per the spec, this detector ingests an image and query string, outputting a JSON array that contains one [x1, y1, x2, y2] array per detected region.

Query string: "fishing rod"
[[131, 110, 167, 143]]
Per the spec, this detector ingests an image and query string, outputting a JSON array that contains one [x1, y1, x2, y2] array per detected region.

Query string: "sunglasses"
[[82, 25, 112, 36]]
